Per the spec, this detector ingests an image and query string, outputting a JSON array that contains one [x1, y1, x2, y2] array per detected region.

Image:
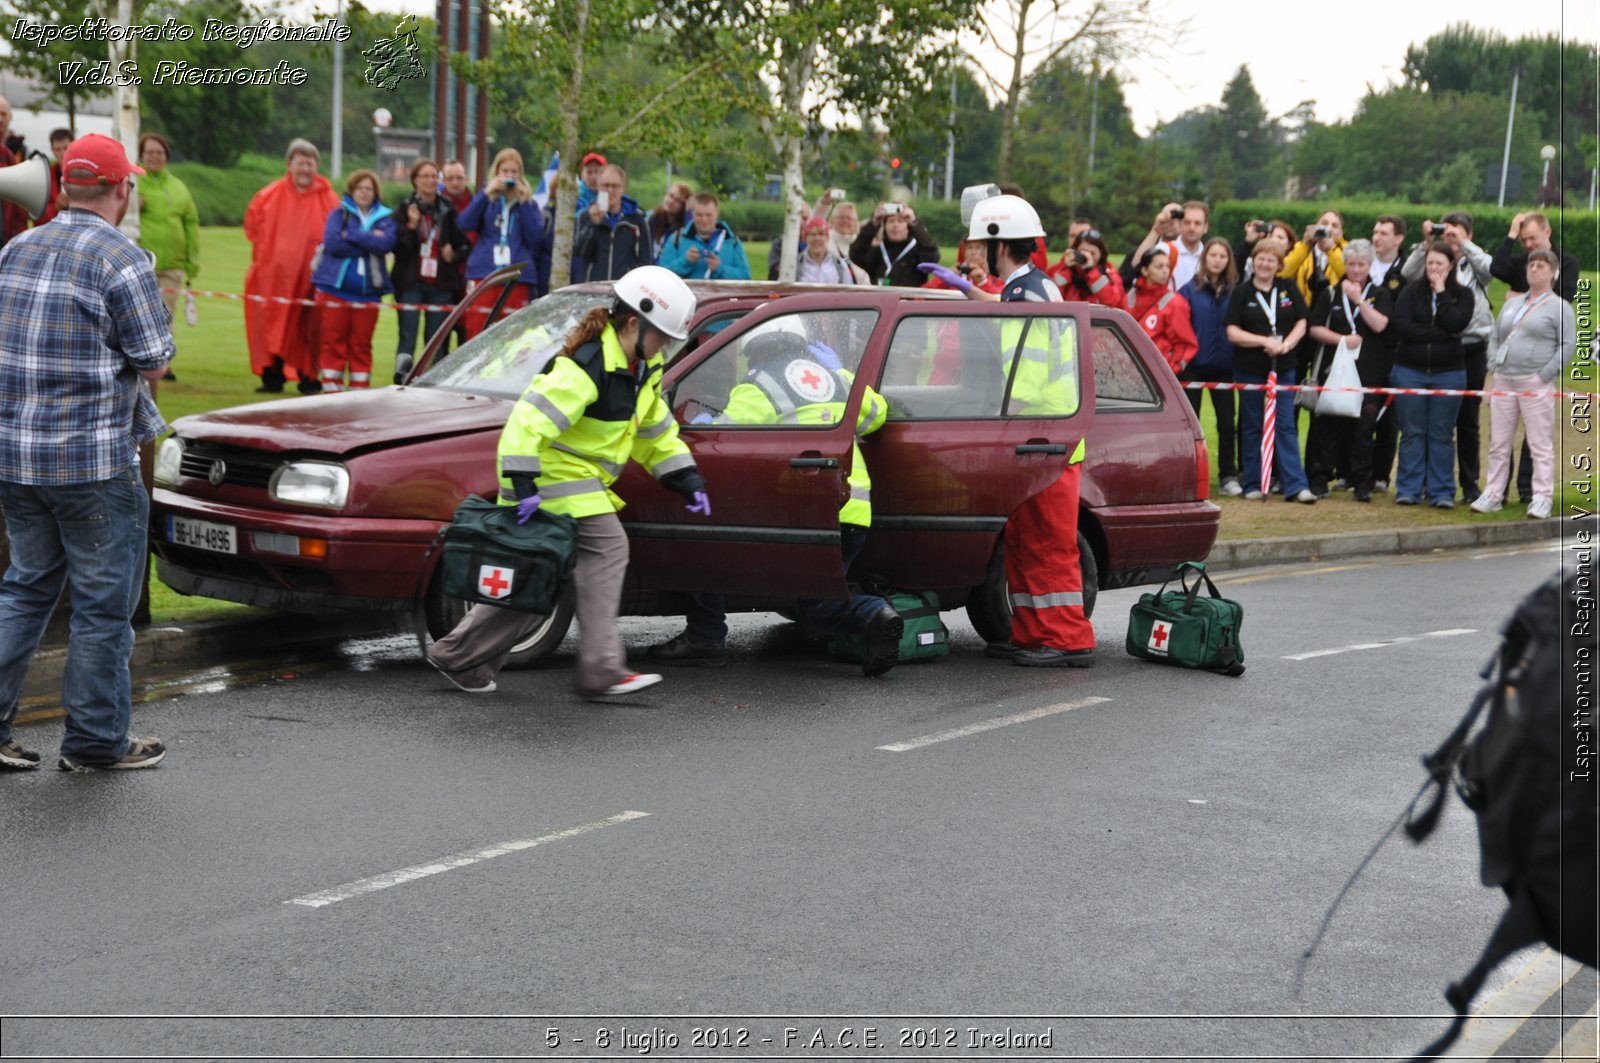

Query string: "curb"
[[20, 518, 1577, 696]]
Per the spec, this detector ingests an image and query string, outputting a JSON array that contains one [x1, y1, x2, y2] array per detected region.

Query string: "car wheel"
[[418, 575, 576, 670], [966, 531, 1099, 644]]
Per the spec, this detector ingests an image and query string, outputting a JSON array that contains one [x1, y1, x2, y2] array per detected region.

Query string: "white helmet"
[[967, 194, 1045, 242], [613, 265, 696, 341]]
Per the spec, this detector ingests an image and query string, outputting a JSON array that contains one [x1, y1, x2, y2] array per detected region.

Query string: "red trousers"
[[316, 291, 380, 391], [1005, 462, 1095, 651], [461, 281, 533, 340]]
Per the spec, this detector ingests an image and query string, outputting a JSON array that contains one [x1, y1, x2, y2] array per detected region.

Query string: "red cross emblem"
[[1148, 619, 1171, 654], [800, 369, 822, 389], [479, 565, 513, 599]]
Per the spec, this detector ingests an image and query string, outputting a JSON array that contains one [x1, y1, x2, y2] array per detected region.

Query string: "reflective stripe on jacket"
[[496, 324, 695, 518], [717, 360, 886, 526], [1001, 266, 1085, 463]]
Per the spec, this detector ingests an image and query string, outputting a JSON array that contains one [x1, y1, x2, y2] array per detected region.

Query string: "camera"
[[881, 203, 903, 216], [957, 262, 973, 275], [1252, 220, 1270, 236], [502, 177, 517, 190], [1064, 249, 1086, 269], [829, 187, 846, 200], [1169, 208, 1184, 220], [1313, 226, 1329, 239]]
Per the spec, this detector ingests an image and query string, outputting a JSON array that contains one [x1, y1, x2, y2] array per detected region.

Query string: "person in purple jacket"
[[458, 148, 548, 338], [310, 169, 395, 391]]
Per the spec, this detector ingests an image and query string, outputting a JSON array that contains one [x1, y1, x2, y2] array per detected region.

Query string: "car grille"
[[179, 444, 280, 489]]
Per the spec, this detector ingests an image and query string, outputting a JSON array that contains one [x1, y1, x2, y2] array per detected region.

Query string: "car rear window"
[[878, 314, 1082, 421], [1090, 322, 1161, 408]]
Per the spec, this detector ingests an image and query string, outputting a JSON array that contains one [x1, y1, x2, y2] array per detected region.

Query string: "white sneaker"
[[1289, 489, 1318, 504], [1374, 479, 1389, 492], [1470, 493, 1503, 514], [597, 673, 663, 697], [1219, 478, 1244, 497], [1527, 497, 1552, 519], [1243, 489, 1264, 500], [1330, 478, 1349, 491]]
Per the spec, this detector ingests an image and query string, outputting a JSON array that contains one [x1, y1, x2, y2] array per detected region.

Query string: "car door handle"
[[790, 456, 840, 469], [1015, 443, 1068, 455]]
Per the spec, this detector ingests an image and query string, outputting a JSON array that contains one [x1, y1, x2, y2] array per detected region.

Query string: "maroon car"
[[151, 271, 1219, 665]]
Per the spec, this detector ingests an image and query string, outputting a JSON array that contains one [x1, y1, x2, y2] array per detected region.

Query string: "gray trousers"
[[428, 511, 630, 694]]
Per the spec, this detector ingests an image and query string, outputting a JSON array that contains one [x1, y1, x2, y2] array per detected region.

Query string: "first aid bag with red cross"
[[1125, 561, 1245, 676], [439, 495, 578, 614]]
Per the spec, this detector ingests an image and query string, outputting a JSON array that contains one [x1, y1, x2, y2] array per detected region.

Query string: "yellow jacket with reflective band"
[[496, 324, 697, 518], [718, 364, 886, 527], [1002, 317, 1086, 464]]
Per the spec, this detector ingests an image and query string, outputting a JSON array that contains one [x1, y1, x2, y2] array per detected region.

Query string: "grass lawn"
[[144, 229, 1597, 620]]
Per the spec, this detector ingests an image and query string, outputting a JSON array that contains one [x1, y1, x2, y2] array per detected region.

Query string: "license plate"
[[168, 515, 237, 554]]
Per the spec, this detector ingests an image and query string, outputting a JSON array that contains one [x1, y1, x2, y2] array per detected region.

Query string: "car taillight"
[[1195, 438, 1210, 501]]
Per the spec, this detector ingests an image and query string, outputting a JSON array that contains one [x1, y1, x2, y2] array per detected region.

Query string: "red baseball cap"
[[580, 151, 607, 167], [60, 133, 145, 186], [802, 218, 829, 235]]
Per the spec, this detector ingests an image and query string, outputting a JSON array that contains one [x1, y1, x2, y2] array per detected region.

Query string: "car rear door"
[[616, 295, 888, 598], [856, 300, 1096, 589]]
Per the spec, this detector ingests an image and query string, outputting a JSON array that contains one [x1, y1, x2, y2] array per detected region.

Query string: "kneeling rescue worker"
[[647, 323, 904, 676], [427, 265, 712, 697], [921, 194, 1096, 666]]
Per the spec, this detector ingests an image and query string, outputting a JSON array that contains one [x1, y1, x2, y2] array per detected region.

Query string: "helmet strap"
[[986, 240, 1002, 279]]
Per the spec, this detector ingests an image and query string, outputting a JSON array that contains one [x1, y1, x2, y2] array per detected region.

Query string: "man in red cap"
[[574, 150, 607, 216], [0, 133, 175, 773]]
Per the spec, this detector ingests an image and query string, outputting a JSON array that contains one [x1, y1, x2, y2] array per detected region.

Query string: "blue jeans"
[[395, 283, 456, 359], [685, 524, 885, 644], [1391, 364, 1465, 504], [0, 469, 148, 762], [1236, 369, 1309, 497]]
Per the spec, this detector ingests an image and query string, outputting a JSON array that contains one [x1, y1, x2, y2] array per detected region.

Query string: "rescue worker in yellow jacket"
[[645, 324, 905, 676], [427, 265, 710, 698]]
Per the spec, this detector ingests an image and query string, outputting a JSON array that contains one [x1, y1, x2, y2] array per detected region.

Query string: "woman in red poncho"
[[1127, 247, 1198, 375], [244, 139, 341, 393]]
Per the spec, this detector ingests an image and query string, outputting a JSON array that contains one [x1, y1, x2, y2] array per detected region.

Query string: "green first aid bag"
[[1125, 562, 1245, 676], [830, 590, 950, 664], [439, 496, 579, 614]]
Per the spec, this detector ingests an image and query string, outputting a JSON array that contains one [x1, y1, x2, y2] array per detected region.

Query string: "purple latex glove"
[[805, 341, 842, 371], [685, 490, 712, 517], [515, 494, 543, 525], [689, 411, 714, 425], [917, 261, 973, 293]]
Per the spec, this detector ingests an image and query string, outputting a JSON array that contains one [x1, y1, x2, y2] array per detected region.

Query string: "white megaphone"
[[0, 156, 52, 219], [960, 182, 1003, 228]]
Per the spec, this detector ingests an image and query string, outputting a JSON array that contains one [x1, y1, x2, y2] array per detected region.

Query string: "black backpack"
[[1401, 571, 1597, 1058]]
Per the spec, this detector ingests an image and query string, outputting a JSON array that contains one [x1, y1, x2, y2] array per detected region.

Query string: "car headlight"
[[269, 462, 350, 509], [153, 437, 185, 486]]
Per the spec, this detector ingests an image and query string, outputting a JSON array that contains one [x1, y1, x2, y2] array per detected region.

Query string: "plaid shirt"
[[0, 209, 173, 485]]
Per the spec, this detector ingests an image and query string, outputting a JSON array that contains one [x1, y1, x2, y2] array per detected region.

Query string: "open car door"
[[615, 295, 887, 599], [855, 300, 1096, 589]]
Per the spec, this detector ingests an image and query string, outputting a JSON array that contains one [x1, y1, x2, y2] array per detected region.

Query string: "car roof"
[[560, 280, 968, 306]]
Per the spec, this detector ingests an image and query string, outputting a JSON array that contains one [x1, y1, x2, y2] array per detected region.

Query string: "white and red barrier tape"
[[163, 286, 481, 314]]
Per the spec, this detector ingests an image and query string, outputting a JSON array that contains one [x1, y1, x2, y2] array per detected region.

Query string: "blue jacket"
[[1178, 278, 1236, 374], [311, 197, 396, 302], [572, 194, 653, 282], [656, 220, 751, 281], [459, 191, 548, 294]]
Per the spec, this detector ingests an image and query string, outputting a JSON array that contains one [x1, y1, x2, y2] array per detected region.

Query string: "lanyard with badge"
[[879, 238, 918, 286], [493, 199, 513, 268], [1340, 280, 1371, 333], [1254, 286, 1280, 338], [1504, 291, 1553, 342], [418, 205, 439, 280]]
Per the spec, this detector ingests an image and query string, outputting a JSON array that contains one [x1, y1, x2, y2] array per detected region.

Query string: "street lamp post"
[[1539, 144, 1556, 205], [1496, 67, 1520, 208]]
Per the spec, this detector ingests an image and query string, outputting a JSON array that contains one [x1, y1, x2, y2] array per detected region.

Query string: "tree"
[[140, 0, 271, 167], [968, 0, 1163, 183], [1011, 56, 1136, 220], [1215, 65, 1277, 200], [661, 0, 984, 282], [1, 0, 104, 134]]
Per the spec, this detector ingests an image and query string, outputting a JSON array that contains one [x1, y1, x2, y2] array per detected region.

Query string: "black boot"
[[254, 362, 285, 393]]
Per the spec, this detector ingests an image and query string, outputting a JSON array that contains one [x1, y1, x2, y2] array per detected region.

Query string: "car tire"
[[418, 575, 576, 670], [966, 531, 1099, 644]]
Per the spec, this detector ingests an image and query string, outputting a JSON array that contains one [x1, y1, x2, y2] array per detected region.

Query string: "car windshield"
[[410, 289, 613, 399]]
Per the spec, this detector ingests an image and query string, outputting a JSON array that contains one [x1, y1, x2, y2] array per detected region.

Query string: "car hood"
[[170, 387, 510, 455]]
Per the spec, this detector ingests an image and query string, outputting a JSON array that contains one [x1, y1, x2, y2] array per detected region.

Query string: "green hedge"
[[171, 152, 409, 226], [1213, 199, 1595, 271]]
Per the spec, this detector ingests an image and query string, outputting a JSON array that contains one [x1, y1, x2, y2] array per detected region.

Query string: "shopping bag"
[[1125, 562, 1245, 676], [1317, 337, 1363, 418]]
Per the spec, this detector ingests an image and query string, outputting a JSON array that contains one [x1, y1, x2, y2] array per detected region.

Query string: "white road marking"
[[1283, 628, 1477, 661], [1542, 999, 1598, 1062], [877, 696, 1112, 752], [1441, 947, 1584, 1059], [286, 811, 650, 908]]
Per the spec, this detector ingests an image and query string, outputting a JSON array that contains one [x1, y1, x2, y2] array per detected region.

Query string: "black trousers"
[[1456, 341, 1487, 498], [1181, 365, 1238, 480]]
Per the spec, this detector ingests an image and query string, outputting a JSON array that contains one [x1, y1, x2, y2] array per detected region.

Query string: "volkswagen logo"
[[208, 459, 227, 487]]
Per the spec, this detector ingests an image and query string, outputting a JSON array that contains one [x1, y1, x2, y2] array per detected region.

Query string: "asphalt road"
[[2, 541, 1593, 1062]]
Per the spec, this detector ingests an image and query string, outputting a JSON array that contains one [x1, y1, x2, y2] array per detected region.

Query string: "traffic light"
[[890, 157, 901, 170]]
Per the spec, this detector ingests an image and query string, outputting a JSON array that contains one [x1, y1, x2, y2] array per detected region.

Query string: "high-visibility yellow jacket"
[[1003, 316, 1086, 464], [497, 324, 698, 517], [718, 360, 886, 527]]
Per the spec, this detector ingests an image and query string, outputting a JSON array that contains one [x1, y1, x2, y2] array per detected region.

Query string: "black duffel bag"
[[438, 496, 578, 614]]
